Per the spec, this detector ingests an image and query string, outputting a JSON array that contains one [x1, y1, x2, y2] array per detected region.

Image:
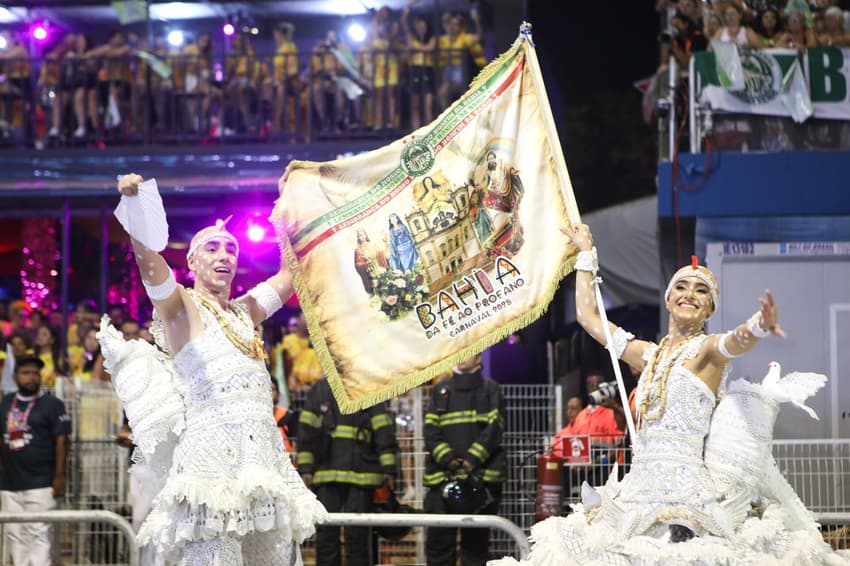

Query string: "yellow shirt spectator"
[[273, 41, 300, 83], [281, 334, 321, 391]]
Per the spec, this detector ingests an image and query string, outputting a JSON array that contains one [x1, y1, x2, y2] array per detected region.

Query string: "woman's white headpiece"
[[664, 255, 719, 312]]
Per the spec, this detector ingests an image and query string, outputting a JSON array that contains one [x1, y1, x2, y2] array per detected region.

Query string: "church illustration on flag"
[[272, 24, 581, 412]]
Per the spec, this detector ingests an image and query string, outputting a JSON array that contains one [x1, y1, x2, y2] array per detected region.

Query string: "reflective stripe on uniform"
[[313, 469, 384, 486], [330, 425, 357, 439], [434, 409, 503, 427], [370, 413, 393, 430], [296, 452, 314, 466], [299, 410, 321, 428], [432, 441, 452, 462], [468, 441, 489, 462], [481, 469, 505, 482], [424, 470, 448, 486]]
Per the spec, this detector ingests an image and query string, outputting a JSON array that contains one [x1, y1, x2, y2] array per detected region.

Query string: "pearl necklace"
[[639, 333, 705, 423]]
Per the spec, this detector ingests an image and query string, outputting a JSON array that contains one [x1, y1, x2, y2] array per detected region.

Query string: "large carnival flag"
[[271, 25, 581, 412]]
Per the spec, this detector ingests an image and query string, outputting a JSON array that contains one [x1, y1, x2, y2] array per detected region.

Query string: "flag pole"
[[518, 23, 580, 227], [520, 23, 637, 441]]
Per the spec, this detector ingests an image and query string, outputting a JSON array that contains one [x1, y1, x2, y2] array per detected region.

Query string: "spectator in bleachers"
[[402, 0, 437, 130], [7, 332, 33, 360], [67, 298, 98, 347], [0, 31, 31, 136], [119, 318, 141, 341], [139, 317, 155, 345], [668, 10, 709, 68], [65, 34, 98, 139], [224, 32, 258, 133], [437, 12, 481, 110], [678, 0, 705, 28], [107, 303, 126, 329], [712, 3, 764, 47], [88, 30, 134, 134], [28, 309, 49, 337], [365, 7, 402, 131], [311, 30, 347, 133], [42, 32, 76, 139], [6, 301, 31, 337], [818, 6, 850, 46], [282, 313, 322, 394], [0, 354, 71, 566], [756, 7, 783, 46], [34, 325, 66, 389], [704, 10, 724, 40], [272, 22, 301, 134], [774, 9, 818, 49], [69, 326, 105, 381]]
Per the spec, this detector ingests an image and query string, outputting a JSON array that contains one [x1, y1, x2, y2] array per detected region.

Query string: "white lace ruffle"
[[96, 316, 185, 463], [139, 463, 327, 556], [496, 511, 845, 566]]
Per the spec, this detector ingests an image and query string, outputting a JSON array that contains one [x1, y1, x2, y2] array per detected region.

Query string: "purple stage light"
[[32, 25, 48, 42], [222, 22, 235, 36], [247, 224, 265, 243]]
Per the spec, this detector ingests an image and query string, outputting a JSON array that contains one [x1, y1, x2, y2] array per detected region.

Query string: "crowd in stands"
[[0, 1, 489, 147], [655, 0, 850, 73]]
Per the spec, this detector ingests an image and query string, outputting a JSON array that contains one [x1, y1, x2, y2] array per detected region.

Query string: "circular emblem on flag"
[[729, 49, 781, 105], [401, 140, 435, 176]]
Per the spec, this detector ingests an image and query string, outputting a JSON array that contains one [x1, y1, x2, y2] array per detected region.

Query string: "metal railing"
[[0, 46, 484, 149], [323, 512, 530, 560], [0, 510, 138, 566]]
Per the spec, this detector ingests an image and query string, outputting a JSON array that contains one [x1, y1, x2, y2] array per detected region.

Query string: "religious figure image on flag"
[[271, 28, 581, 412]]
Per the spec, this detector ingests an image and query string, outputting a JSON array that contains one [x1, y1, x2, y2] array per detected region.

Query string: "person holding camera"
[[552, 372, 624, 461], [551, 372, 625, 497]]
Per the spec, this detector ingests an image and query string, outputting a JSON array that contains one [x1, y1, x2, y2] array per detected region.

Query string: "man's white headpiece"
[[186, 215, 240, 261]]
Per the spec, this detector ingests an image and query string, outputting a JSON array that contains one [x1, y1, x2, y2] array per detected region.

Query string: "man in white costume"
[[100, 173, 326, 565]]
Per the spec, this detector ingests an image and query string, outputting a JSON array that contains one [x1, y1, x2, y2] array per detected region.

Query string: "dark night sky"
[[528, 1, 662, 212]]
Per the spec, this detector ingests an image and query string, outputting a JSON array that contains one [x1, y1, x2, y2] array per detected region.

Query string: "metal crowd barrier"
[[323, 512, 530, 560], [0, 510, 138, 566]]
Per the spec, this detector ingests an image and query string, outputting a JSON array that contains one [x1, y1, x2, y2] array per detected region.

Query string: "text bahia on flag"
[[271, 25, 581, 412]]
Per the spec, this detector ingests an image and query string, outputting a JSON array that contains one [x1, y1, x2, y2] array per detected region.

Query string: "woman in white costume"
[[100, 173, 326, 565], [493, 224, 848, 565]]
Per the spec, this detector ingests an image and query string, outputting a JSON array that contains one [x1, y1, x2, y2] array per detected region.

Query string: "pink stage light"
[[32, 25, 49, 42], [222, 22, 235, 36], [246, 224, 265, 243]]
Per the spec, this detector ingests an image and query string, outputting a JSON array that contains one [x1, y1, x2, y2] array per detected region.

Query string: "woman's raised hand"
[[561, 223, 594, 252], [759, 289, 787, 339]]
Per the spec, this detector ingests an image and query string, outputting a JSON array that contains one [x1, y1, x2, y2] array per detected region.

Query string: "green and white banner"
[[695, 48, 850, 121]]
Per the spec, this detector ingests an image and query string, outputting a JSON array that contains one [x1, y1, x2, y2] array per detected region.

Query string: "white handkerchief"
[[114, 178, 169, 252]]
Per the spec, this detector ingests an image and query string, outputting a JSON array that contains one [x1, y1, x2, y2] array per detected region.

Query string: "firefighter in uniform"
[[297, 377, 398, 566], [423, 353, 506, 566]]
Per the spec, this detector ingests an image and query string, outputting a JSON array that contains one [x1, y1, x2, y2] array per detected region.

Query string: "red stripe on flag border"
[[294, 58, 525, 259]]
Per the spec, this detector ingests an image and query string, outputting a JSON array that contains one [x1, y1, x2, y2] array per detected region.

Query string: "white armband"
[[609, 326, 635, 358], [746, 312, 770, 338], [717, 332, 742, 359], [143, 270, 177, 301], [247, 282, 284, 318], [575, 247, 598, 275]]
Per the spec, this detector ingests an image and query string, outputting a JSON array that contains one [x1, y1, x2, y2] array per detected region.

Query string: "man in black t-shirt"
[[0, 354, 71, 566]]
